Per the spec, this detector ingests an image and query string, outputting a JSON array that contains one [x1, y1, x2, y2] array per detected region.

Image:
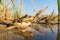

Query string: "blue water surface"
[[15, 25, 58, 40]]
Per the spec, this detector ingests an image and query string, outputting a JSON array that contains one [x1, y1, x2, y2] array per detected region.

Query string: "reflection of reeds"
[[0, 29, 16, 40], [0, 0, 58, 40]]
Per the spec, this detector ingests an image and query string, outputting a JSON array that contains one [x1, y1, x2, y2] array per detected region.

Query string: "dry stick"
[[33, 6, 47, 22], [37, 11, 54, 32], [35, 6, 47, 17], [48, 10, 54, 21], [11, 0, 19, 19], [20, 0, 24, 17], [51, 15, 58, 21], [31, 0, 37, 13]]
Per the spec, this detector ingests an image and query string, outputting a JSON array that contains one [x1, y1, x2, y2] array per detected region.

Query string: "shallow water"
[[0, 24, 58, 40], [15, 25, 58, 40]]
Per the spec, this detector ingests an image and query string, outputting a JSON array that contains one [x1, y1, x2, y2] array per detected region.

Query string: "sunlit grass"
[[0, 0, 58, 40]]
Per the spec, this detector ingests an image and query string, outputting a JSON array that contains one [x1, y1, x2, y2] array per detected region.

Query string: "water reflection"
[[15, 25, 58, 40], [0, 24, 58, 40]]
